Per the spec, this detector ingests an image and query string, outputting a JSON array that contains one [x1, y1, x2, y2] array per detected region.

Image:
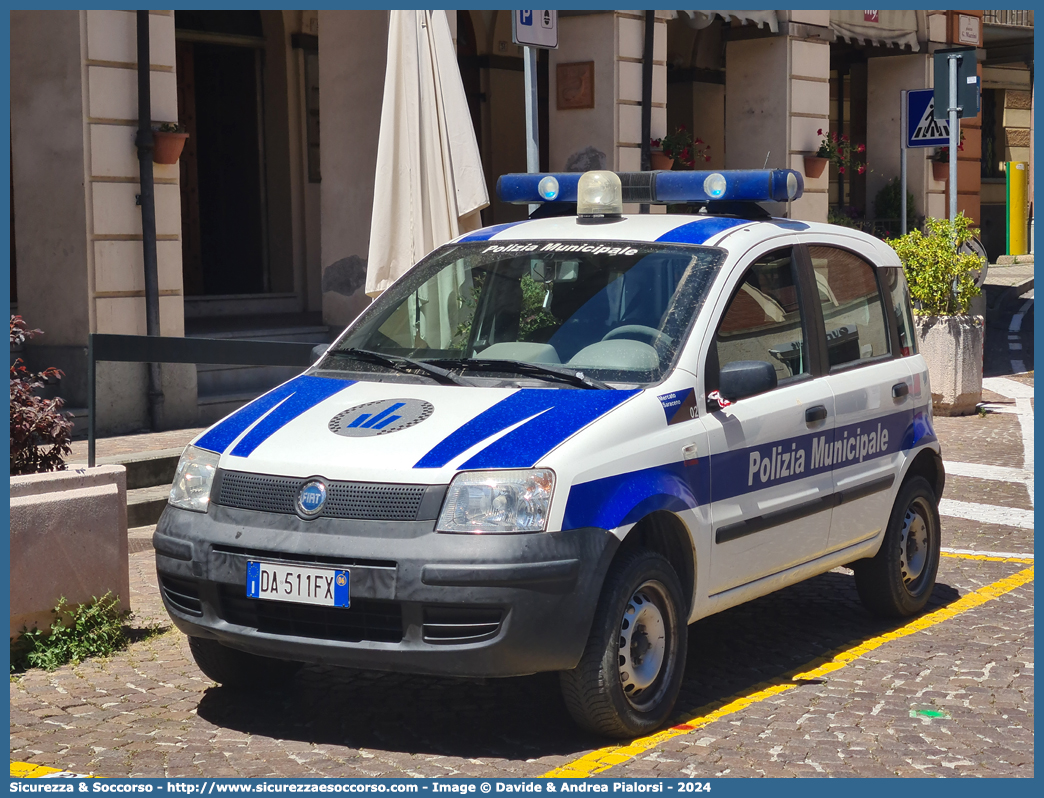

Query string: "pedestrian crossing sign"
[[907, 89, 951, 148]]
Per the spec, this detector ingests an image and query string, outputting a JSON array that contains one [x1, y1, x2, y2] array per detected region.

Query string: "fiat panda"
[[155, 169, 943, 738]]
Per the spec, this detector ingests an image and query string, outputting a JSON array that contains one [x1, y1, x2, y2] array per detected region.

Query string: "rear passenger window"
[[808, 246, 891, 369], [709, 248, 808, 392], [882, 267, 918, 356]]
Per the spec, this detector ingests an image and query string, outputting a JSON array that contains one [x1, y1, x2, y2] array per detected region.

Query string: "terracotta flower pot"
[[650, 152, 675, 171], [803, 155, 828, 179], [153, 131, 189, 165], [931, 160, 949, 182]]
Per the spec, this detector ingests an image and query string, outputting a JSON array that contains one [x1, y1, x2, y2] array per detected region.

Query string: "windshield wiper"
[[429, 358, 611, 390], [323, 348, 470, 386]]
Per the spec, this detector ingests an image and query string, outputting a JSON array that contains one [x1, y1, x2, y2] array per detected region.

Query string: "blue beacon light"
[[496, 169, 804, 206], [537, 175, 560, 201]]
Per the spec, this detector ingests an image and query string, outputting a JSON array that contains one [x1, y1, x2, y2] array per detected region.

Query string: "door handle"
[[805, 405, 828, 424], [892, 382, 910, 399]]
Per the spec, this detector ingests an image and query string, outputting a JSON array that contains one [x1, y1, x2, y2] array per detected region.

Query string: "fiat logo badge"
[[296, 480, 327, 518]]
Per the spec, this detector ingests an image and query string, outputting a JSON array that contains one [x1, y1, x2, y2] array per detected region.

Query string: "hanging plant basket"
[[803, 155, 828, 179], [931, 160, 949, 182], [153, 131, 189, 165], [650, 152, 675, 171]]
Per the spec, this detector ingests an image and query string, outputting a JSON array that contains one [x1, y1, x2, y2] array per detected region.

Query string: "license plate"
[[246, 561, 350, 608]]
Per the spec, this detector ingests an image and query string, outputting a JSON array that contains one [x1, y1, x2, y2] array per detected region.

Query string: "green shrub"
[[873, 177, 917, 233], [10, 593, 128, 673], [887, 214, 982, 315]]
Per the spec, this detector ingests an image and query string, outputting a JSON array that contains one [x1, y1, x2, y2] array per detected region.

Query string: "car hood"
[[192, 374, 640, 484]]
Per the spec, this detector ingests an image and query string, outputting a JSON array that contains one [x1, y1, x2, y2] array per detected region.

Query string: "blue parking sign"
[[520, 10, 533, 26], [907, 89, 950, 148]]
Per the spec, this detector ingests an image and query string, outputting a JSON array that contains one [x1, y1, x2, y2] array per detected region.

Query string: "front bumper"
[[154, 504, 618, 677]]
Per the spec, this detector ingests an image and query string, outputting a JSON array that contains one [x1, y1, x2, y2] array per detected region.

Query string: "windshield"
[[321, 240, 725, 387]]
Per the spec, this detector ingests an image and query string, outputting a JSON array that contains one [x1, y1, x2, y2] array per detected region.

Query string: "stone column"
[[11, 10, 193, 433], [866, 54, 933, 228], [317, 10, 388, 329], [725, 19, 830, 221]]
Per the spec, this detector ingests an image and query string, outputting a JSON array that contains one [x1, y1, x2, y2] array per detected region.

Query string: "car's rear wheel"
[[188, 637, 303, 689], [853, 476, 941, 617], [560, 549, 687, 738]]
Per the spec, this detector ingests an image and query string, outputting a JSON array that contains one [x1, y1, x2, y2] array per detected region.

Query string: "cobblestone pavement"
[[11, 384, 1034, 778]]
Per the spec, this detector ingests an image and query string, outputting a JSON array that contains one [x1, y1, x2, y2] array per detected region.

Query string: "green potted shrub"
[[888, 213, 984, 415]]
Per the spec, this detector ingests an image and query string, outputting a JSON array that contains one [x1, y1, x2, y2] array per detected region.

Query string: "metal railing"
[[982, 10, 1033, 27], [87, 333, 315, 467]]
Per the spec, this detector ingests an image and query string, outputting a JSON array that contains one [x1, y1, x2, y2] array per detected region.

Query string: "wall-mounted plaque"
[[556, 61, 594, 110]]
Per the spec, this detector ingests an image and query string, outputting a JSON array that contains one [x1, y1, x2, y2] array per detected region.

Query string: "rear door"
[[699, 240, 836, 596], [801, 239, 913, 552]]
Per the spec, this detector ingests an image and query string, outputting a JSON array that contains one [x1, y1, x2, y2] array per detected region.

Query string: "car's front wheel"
[[188, 637, 303, 689], [853, 475, 941, 617], [560, 549, 687, 738]]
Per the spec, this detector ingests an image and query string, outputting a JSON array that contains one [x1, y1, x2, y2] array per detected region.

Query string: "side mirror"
[[718, 360, 777, 403], [310, 343, 328, 365]]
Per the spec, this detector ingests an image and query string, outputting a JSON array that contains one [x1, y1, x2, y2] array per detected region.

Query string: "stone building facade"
[[9, 9, 1034, 434]]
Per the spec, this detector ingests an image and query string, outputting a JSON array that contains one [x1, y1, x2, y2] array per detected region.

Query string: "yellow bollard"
[[1006, 161, 1028, 256]]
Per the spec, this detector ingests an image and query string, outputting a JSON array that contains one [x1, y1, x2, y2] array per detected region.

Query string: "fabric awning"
[[365, 10, 489, 298], [677, 10, 779, 33], [830, 10, 920, 51]]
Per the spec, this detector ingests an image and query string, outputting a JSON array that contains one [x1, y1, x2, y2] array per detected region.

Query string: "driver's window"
[[706, 249, 807, 406]]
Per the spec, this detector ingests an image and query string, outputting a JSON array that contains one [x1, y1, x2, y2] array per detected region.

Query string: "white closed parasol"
[[365, 10, 488, 299]]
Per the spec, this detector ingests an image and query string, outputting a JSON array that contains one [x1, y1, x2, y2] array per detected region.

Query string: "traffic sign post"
[[901, 89, 954, 235], [906, 89, 950, 148], [512, 11, 558, 212], [932, 47, 980, 225]]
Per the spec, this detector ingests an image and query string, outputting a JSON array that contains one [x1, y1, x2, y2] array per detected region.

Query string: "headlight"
[[168, 445, 220, 513], [437, 469, 555, 534]]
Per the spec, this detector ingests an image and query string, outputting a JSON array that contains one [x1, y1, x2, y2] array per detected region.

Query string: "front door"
[[702, 243, 836, 596]]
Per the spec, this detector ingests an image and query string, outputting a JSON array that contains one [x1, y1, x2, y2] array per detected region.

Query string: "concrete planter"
[[914, 315, 984, 416], [10, 465, 128, 639]]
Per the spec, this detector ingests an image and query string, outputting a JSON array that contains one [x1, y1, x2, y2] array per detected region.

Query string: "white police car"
[[156, 169, 943, 738]]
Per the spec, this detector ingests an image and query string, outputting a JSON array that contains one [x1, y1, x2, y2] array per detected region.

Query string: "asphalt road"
[[984, 287, 1034, 378]]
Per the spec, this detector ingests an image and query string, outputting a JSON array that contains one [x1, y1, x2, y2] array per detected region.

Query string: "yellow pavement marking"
[[544, 565, 1034, 778], [10, 762, 67, 778], [942, 552, 1034, 564]]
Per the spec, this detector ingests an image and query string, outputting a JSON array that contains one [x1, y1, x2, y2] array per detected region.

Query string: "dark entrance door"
[[176, 11, 267, 297]]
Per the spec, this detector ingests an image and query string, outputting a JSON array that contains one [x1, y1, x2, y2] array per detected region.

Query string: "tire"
[[188, 637, 303, 689], [853, 476, 941, 618], [560, 549, 687, 738]]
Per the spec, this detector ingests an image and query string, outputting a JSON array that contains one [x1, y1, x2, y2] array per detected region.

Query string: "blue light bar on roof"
[[496, 169, 803, 205]]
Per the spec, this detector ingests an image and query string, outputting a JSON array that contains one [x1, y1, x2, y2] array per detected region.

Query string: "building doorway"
[[175, 11, 268, 297]]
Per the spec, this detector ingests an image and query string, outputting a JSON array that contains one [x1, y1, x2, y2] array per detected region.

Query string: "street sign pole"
[[513, 11, 558, 215], [524, 45, 539, 214], [900, 90, 908, 235], [948, 54, 960, 223]]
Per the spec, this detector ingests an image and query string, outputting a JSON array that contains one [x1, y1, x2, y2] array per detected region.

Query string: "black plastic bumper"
[[154, 503, 619, 677]]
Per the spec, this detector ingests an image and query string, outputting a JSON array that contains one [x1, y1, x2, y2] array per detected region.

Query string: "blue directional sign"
[[907, 89, 950, 149]]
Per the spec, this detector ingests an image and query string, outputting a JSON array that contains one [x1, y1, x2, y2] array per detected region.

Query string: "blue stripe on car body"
[[459, 221, 526, 242], [563, 405, 933, 531], [655, 217, 747, 245], [195, 375, 355, 456], [415, 388, 639, 470]]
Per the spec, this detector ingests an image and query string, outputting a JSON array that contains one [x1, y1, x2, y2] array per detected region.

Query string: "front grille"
[[422, 606, 504, 644], [216, 470, 426, 521], [160, 576, 203, 617], [218, 585, 403, 643]]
